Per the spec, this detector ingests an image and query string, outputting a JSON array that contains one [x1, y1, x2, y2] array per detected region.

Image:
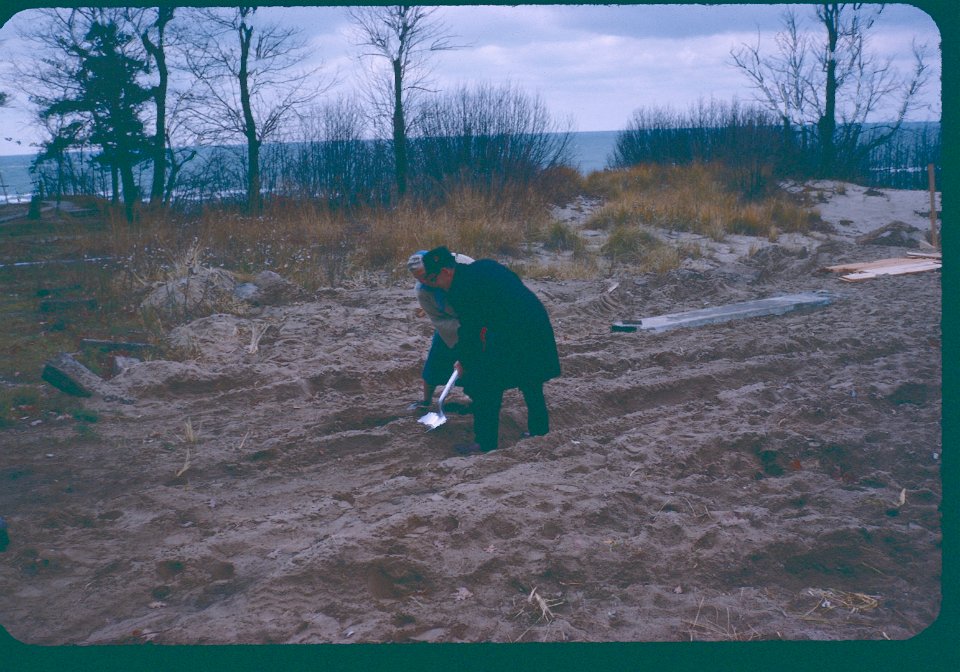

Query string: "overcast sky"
[[0, 3, 943, 157]]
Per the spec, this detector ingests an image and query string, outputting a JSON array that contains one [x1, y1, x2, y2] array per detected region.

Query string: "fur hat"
[[406, 250, 428, 273]]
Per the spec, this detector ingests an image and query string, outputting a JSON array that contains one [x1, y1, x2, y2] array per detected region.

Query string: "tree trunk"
[[238, 20, 261, 214], [143, 9, 172, 206], [392, 57, 407, 198], [120, 160, 138, 222], [247, 136, 262, 214], [110, 165, 120, 205], [817, 3, 839, 176]]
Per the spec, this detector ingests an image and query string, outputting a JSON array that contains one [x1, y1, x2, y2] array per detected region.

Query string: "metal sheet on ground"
[[612, 292, 833, 333]]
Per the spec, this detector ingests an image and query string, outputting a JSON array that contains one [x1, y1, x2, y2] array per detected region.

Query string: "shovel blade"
[[418, 411, 446, 430]]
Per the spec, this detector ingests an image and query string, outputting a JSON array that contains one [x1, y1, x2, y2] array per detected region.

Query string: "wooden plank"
[[42, 353, 95, 397], [823, 257, 935, 273], [906, 251, 942, 260], [840, 261, 941, 282], [80, 338, 156, 353], [38, 297, 98, 313], [41, 352, 135, 403]]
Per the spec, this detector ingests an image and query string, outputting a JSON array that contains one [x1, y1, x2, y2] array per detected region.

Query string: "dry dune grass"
[[83, 163, 814, 300], [584, 163, 819, 240], [95, 182, 558, 297]]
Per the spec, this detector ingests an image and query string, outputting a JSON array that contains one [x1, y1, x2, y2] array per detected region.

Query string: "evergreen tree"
[[41, 20, 152, 220]]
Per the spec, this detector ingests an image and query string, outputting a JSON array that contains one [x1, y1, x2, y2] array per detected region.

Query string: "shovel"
[[418, 368, 459, 430]]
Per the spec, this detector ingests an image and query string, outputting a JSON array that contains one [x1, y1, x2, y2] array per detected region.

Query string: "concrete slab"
[[611, 291, 833, 333]]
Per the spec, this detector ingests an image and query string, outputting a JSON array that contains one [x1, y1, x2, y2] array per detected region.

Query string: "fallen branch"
[[684, 598, 760, 641], [237, 429, 252, 452], [247, 322, 271, 354], [527, 586, 564, 623], [176, 420, 197, 477]]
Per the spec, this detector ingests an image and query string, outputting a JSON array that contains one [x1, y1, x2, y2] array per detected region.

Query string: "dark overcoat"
[[446, 259, 561, 393]]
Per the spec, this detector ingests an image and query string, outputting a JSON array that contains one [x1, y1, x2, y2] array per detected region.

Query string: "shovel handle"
[[437, 369, 459, 406]]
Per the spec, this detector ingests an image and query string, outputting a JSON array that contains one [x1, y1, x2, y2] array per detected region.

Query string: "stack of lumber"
[[823, 253, 942, 282]]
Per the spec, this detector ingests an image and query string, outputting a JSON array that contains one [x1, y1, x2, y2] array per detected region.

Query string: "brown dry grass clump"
[[355, 185, 550, 270], [584, 162, 815, 240], [96, 183, 555, 295]]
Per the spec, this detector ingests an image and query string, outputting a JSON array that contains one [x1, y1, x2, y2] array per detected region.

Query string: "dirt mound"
[[141, 268, 307, 324], [856, 221, 923, 247]]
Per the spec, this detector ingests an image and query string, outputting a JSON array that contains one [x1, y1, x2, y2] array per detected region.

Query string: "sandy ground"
[[0, 181, 942, 644]]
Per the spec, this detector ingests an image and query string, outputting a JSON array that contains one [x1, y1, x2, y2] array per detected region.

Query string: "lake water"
[[0, 153, 35, 203], [0, 131, 621, 204], [566, 130, 619, 173]]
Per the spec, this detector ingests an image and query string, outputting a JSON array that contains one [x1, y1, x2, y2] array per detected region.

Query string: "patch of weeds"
[[514, 256, 599, 280], [71, 408, 99, 424], [392, 612, 416, 627], [542, 221, 584, 253], [75, 422, 100, 441], [642, 245, 681, 274], [0, 386, 42, 427], [677, 241, 703, 260], [729, 205, 768, 236], [70, 406, 100, 440], [601, 225, 660, 263], [586, 204, 635, 230]]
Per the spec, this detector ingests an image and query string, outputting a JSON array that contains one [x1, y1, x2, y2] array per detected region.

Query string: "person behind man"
[[420, 246, 561, 455], [406, 249, 475, 409]]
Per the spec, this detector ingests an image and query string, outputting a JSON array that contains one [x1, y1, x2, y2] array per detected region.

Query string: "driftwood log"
[[80, 338, 156, 354], [41, 352, 134, 404]]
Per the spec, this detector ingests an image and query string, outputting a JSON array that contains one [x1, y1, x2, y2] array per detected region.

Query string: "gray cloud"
[[0, 3, 943, 154]]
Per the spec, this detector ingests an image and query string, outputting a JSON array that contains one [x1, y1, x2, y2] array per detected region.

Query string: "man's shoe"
[[520, 431, 547, 439], [453, 442, 491, 456]]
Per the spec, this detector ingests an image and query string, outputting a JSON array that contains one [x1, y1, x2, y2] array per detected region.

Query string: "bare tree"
[[156, 86, 199, 207], [275, 96, 390, 207], [731, 3, 931, 177], [348, 5, 458, 198], [180, 6, 325, 213], [140, 6, 174, 206]]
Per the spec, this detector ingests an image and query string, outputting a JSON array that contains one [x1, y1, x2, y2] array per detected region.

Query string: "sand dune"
[[0, 181, 941, 644]]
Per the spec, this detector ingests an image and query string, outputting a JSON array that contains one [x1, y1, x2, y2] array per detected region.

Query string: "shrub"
[[583, 162, 815, 241], [543, 221, 584, 253], [643, 245, 681, 274], [413, 83, 574, 201], [535, 165, 584, 206], [601, 225, 661, 263], [610, 100, 784, 197], [585, 203, 638, 230]]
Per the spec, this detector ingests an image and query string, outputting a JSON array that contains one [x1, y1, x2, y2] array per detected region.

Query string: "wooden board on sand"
[[839, 260, 942, 282], [823, 257, 938, 274]]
